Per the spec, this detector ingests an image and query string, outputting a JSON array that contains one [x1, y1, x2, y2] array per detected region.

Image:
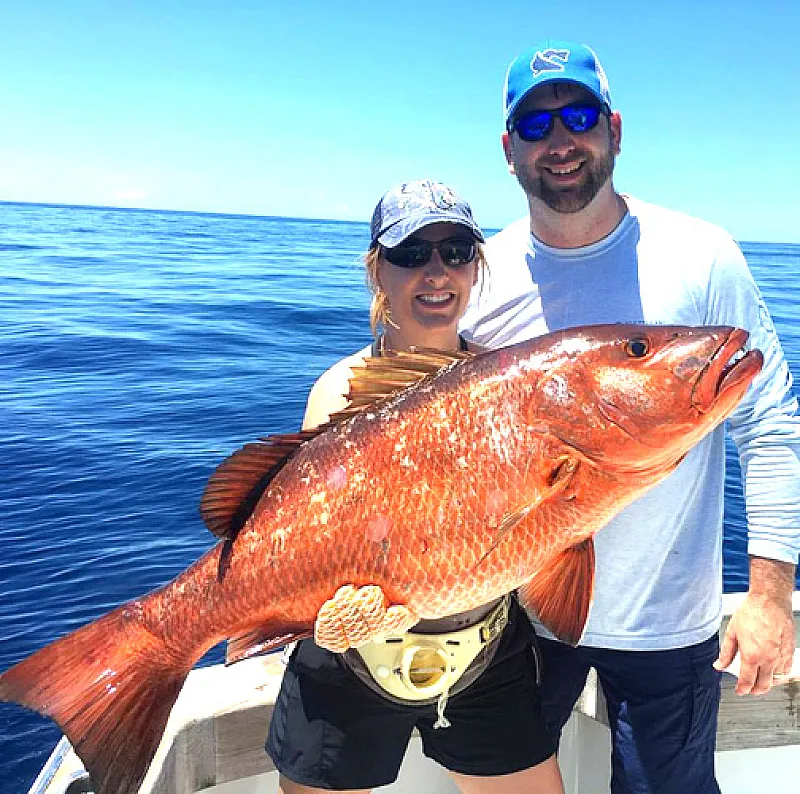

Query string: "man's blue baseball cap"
[[370, 180, 485, 248], [503, 40, 612, 124]]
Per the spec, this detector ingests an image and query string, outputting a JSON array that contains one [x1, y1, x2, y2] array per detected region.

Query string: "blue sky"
[[1, 1, 798, 243]]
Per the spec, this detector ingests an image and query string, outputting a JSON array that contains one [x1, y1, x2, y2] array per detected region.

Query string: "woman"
[[267, 180, 564, 794]]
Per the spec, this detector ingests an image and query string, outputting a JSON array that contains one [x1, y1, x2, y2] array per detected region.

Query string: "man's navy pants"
[[537, 634, 722, 794]]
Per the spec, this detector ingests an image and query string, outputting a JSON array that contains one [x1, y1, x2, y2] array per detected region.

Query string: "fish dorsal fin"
[[343, 347, 473, 411], [518, 539, 596, 646], [200, 347, 472, 539], [200, 430, 323, 538]]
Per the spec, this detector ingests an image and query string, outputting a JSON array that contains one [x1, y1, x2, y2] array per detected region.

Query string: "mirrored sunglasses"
[[508, 103, 606, 142]]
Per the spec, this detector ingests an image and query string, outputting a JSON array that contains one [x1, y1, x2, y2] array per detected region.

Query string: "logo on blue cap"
[[530, 49, 570, 77]]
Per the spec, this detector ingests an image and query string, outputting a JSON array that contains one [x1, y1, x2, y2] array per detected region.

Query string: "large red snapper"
[[0, 324, 761, 794]]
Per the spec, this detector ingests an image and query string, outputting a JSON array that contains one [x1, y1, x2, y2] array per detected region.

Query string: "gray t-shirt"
[[460, 196, 800, 650]]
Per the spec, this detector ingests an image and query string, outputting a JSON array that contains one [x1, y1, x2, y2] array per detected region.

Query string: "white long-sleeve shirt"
[[460, 196, 800, 649]]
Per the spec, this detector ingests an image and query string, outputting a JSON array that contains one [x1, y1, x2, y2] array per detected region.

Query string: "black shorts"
[[266, 598, 556, 789]]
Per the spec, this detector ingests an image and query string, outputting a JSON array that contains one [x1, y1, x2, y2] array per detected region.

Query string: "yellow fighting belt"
[[355, 596, 509, 726]]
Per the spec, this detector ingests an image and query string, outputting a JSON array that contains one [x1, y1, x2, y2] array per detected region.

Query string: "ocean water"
[[0, 202, 798, 793]]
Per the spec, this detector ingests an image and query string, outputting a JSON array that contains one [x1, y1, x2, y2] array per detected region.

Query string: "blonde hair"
[[363, 239, 489, 338]]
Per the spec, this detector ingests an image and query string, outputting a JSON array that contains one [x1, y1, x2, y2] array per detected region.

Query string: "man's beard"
[[514, 147, 615, 214]]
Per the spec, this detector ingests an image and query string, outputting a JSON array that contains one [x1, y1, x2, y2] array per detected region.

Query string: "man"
[[459, 40, 800, 793]]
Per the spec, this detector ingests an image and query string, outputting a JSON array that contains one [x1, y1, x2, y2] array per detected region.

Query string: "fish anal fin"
[[519, 539, 595, 646], [225, 625, 312, 665], [226, 585, 421, 662]]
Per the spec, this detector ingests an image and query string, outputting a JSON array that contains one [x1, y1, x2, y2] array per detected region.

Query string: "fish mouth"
[[692, 328, 763, 413]]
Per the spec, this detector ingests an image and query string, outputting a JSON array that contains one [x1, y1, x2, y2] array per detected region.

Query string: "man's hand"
[[714, 557, 796, 695]]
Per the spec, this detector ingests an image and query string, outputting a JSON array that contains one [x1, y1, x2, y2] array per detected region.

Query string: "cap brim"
[[377, 215, 485, 247], [506, 78, 610, 122]]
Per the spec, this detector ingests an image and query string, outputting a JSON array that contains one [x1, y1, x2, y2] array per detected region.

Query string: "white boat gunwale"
[[26, 591, 800, 794]]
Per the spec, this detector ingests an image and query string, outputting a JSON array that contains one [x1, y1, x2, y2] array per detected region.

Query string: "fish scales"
[[0, 324, 763, 794], [236, 357, 554, 618]]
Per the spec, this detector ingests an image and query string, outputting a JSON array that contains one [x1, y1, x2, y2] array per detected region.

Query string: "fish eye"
[[624, 337, 650, 358]]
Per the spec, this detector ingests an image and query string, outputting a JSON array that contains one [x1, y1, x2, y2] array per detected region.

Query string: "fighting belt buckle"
[[355, 595, 510, 703], [479, 596, 510, 644]]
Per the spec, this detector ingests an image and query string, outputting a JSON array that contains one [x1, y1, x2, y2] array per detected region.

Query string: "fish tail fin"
[[0, 602, 197, 794]]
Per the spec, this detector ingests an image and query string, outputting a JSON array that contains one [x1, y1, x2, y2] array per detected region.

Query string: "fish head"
[[528, 324, 763, 477]]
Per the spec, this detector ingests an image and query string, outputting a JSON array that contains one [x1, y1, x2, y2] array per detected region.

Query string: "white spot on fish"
[[556, 338, 593, 356], [486, 489, 508, 524], [596, 367, 651, 407], [273, 527, 289, 554], [543, 374, 570, 404], [327, 465, 347, 489], [367, 515, 392, 543]]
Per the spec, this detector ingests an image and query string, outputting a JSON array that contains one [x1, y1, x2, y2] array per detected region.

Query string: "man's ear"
[[502, 131, 516, 176], [609, 111, 622, 156]]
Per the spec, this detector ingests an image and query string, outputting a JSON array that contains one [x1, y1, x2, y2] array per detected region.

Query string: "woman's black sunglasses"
[[508, 103, 607, 142], [383, 237, 477, 269]]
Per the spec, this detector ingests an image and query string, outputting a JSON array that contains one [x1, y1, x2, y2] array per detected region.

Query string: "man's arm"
[[715, 556, 796, 695], [704, 234, 800, 694]]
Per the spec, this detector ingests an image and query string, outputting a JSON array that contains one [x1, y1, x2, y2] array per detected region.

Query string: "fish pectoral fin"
[[226, 625, 313, 665], [518, 539, 595, 646], [476, 456, 579, 569]]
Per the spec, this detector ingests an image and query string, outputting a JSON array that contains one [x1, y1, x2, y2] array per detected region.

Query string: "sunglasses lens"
[[384, 243, 432, 268], [512, 104, 603, 141], [561, 105, 602, 133], [514, 111, 552, 142], [384, 237, 476, 268], [439, 238, 476, 266]]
